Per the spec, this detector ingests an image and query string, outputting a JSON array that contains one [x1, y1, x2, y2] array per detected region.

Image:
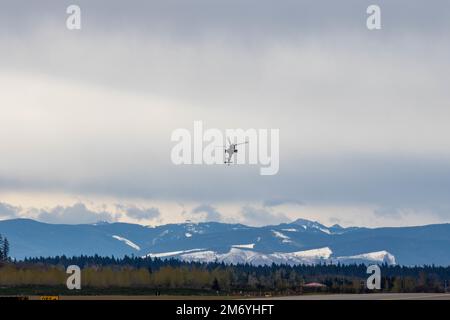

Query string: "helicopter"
[[224, 137, 248, 165]]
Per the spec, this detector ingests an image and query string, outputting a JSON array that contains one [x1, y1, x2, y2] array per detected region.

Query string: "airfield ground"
[[259, 293, 450, 300], [18, 293, 450, 300]]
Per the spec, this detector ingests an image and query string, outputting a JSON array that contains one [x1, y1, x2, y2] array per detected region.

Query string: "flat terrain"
[[262, 293, 450, 300], [27, 295, 238, 300], [20, 293, 450, 300]]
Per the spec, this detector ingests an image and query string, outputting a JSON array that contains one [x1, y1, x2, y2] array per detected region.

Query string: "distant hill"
[[0, 218, 449, 265]]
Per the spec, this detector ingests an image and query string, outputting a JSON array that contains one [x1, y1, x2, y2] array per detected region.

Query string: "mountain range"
[[0, 218, 449, 266]]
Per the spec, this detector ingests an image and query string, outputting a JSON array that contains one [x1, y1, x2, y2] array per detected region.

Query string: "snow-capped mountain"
[[180, 247, 333, 266], [0, 218, 448, 265], [144, 246, 396, 266]]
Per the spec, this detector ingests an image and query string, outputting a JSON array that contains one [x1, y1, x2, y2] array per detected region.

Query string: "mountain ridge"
[[0, 218, 449, 265]]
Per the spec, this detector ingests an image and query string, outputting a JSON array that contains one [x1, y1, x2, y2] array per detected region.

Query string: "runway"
[[264, 293, 450, 300], [17, 293, 450, 300]]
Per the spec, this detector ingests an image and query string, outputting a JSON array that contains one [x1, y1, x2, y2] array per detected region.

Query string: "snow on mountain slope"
[[179, 250, 218, 262], [272, 230, 291, 243], [144, 248, 205, 258], [220, 248, 261, 264], [319, 227, 331, 234], [335, 250, 396, 265], [112, 235, 141, 251], [180, 248, 267, 265], [232, 243, 255, 249], [175, 247, 334, 266], [290, 247, 332, 259], [290, 218, 336, 234], [269, 247, 332, 265], [159, 247, 396, 266]]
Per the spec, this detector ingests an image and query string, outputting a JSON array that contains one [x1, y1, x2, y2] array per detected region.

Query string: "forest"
[[0, 254, 448, 296]]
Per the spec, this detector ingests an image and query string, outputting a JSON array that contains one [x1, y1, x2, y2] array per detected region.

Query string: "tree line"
[[0, 255, 443, 294]]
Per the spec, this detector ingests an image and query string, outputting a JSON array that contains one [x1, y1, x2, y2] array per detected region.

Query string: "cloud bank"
[[0, 1, 449, 226]]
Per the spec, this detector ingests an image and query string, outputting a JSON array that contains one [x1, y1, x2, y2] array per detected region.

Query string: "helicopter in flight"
[[224, 137, 248, 165]]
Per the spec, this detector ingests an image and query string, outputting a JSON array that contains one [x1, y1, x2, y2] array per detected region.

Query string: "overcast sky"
[[0, 0, 449, 227]]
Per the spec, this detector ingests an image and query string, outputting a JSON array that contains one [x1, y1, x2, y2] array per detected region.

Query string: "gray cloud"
[[2, 0, 450, 101], [2, 1, 449, 36], [373, 207, 405, 219], [240, 205, 290, 226], [328, 217, 342, 225], [263, 197, 303, 207], [36, 203, 114, 224], [0, 202, 20, 219], [373, 205, 450, 221], [0, 0, 450, 226], [116, 204, 160, 221], [191, 204, 223, 222]]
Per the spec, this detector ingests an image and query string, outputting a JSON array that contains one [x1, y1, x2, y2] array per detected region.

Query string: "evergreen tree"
[[2, 237, 9, 261], [0, 234, 3, 261]]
